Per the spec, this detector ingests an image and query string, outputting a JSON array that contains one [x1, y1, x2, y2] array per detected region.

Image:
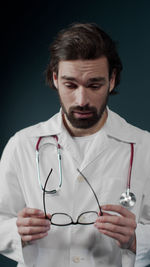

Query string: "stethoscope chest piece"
[[119, 143, 136, 208], [120, 190, 136, 208]]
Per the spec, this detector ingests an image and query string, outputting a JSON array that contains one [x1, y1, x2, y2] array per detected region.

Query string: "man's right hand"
[[16, 207, 51, 242]]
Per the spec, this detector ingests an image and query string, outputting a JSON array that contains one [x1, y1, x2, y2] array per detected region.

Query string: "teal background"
[[1, 0, 150, 266]]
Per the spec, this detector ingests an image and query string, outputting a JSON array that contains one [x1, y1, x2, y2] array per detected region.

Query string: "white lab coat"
[[0, 108, 150, 267]]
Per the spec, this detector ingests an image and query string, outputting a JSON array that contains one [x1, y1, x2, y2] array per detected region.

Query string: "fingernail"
[[38, 210, 44, 214], [44, 232, 48, 236], [94, 223, 98, 228]]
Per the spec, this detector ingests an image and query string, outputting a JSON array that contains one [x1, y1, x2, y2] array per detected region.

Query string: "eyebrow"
[[61, 75, 106, 83]]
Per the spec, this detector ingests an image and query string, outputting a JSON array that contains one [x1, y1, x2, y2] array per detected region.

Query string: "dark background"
[[1, 0, 150, 266]]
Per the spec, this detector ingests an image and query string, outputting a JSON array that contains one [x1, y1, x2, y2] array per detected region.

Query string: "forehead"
[[58, 57, 109, 80]]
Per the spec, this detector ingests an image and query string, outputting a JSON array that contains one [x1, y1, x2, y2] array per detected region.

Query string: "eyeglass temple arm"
[[43, 168, 53, 219], [77, 169, 103, 216]]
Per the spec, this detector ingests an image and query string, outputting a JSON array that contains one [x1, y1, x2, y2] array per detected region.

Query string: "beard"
[[59, 89, 109, 129]]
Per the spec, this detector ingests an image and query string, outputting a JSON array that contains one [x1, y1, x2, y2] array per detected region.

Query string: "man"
[[0, 23, 150, 267]]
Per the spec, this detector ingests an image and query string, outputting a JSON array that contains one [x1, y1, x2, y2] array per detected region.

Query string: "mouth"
[[73, 111, 93, 119]]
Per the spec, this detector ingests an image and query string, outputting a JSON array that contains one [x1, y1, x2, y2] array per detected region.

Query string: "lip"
[[73, 111, 93, 118]]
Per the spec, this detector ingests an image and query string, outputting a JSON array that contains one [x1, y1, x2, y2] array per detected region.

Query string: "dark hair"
[[46, 23, 123, 94]]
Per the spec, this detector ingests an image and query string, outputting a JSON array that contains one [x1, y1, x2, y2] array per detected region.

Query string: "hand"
[[94, 204, 137, 253], [16, 207, 51, 243]]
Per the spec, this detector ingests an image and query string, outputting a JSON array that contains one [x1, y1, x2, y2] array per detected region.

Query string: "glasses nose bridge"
[[50, 212, 99, 226], [71, 220, 78, 225]]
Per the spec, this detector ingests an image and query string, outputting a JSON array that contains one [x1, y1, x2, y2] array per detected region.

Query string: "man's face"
[[53, 57, 115, 131]]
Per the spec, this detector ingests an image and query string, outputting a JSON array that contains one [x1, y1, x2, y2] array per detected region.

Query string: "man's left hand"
[[94, 204, 137, 253]]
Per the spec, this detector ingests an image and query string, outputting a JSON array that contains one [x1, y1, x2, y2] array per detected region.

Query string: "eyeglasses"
[[42, 168, 103, 226]]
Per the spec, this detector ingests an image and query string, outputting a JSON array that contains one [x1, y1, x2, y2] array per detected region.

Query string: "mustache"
[[69, 105, 97, 113]]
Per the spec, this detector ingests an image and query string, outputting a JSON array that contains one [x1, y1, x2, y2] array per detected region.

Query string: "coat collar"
[[103, 108, 137, 144], [30, 110, 63, 137], [30, 107, 137, 144]]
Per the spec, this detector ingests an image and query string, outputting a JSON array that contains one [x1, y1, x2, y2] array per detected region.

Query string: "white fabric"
[[0, 108, 150, 267], [73, 130, 101, 164]]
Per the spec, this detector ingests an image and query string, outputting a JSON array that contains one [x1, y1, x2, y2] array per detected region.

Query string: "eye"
[[64, 82, 78, 89], [88, 83, 103, 90]]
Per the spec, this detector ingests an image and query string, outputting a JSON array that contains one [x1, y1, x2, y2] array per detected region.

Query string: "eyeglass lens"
[[43, 169, 102, 226]]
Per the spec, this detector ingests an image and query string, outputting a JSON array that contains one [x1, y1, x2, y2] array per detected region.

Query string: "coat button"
[[72, 256, 80, 263], [77, 175, 84, 182]]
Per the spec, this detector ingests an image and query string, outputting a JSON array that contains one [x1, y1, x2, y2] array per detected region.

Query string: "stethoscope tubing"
[[127, 143, 134, 190], [35, 136, 136, 207], [36, 135, 62, 193]]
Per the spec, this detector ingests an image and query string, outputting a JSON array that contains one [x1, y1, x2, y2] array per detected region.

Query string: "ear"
[[53, 72, 58, 89], [109, 70, 116, 93]]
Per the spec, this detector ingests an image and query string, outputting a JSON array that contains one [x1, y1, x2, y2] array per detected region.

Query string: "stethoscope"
[[36, 135, 136, 208], [36, 135, 62, 194], [119, 143, 136, 208]]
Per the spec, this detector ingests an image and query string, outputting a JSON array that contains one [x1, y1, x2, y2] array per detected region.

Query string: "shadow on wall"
[[0, 255, 17, 267]]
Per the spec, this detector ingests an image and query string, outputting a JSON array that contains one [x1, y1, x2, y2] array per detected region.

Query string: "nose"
[[75, 86, 89, 107]]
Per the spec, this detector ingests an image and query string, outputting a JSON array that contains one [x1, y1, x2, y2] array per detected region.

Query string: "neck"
[[62, 109, 108, 137]]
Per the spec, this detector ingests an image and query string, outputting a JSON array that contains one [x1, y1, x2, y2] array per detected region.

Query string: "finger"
[[45, 213, 51, 220], [101, 205, 135, 219], [17, 217, 51, 227], [94, 221, 134, 236], [98, 228, 136, 251], [96, 214, 136, 228], [18, 225, 50, 236], [21, 232, 48, 242], [96, 228, 130, 245], [33, 213, 51, 220], [18, 207, 45, 218], [99, 211, 114, 217]]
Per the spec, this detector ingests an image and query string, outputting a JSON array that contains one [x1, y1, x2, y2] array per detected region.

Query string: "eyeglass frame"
[[42, 168, 103, 226]]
